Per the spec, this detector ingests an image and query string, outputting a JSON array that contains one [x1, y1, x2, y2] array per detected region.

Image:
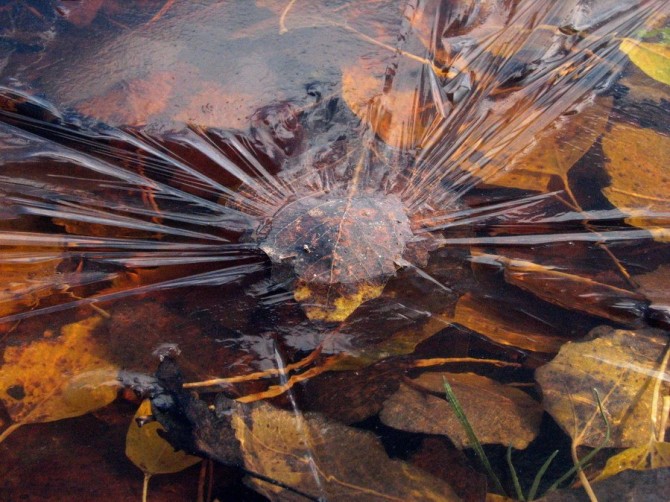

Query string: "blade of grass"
[[443, 377, 506, 495], [506, 445, 525, 501], [527, 449, 559, 501]]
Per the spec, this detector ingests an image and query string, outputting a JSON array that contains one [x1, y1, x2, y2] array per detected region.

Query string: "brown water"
[[1, 1, 669, 500]]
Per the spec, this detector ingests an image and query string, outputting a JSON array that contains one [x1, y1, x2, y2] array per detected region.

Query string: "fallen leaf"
[[602, 123, 670, 241], [0, 247, 63, 318], [0, 317, 119, 442], [380, 372, 542, 449], [473, 253, 648, 325], [342, 58, 435, 150], [536, 325, 670, 448], [444, 292, 567, 353], [636, 264, 670, 305], [259, 193, 413, 322], [56, 0, 104, 27], [410, 437, 488, 502], [151, 358, 461, 501], [595, 440, 670, 481], [76, 71, 175, 127], [126, 399, 201, 478], [620, 38, 670, 86], [232, 400, 461, 501], [490, 98, 612, 192], [537, 466, 670, 502]]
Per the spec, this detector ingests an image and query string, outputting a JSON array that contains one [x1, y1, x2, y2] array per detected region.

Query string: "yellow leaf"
[[125, 399, 201, 475], [601, 123, 670, 240], [596, 441, 670, 481], [0, 247, 63, 318], [620, 38, 670, 86], [0, 317, 118, 442], [536, 326, 670, 448]]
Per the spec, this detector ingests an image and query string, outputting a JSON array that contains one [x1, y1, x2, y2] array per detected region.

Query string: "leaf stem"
[[142, 473, 151, 502]]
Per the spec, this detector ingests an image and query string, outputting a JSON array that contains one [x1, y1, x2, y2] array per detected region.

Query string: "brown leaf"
[[536, 326, 670, 448], [56, 0, 104, 27], [473, 253, 648, 325], [0, 317, 119, 441], [259, 193, 413, 321], [341, 58, 435, 150], [444, 292, 567, 353], [410, 437, 488, 502], [490, 98, 612, 192], [76, 71, 175, 127], [297, 361, 402, 424], [636, 264, 670, 306], [602, 123, 670, 241], [380, 372, 542, 449], [231, 400, 461, 501]]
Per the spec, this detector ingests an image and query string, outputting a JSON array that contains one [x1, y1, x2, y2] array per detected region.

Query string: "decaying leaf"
[[341, 58, 435, 150], [0, 248, 63, 318], [0, 317, 119, 441], [380, 372, 542, 449], [126, 399, 201, 498], [490, 98, 612, 192], [473, 253, 648, 325], [595, 440, 670, 481], [602, 123, 670, 241], [259, 193, 413, 322], [232, 399, 461, 501], [636, 264, 670, 306], [538, 466, 670, 502], [151, 358, 460, 501], [620, 38, 670, 86], [536, 325, 670, 448], [444, 292, 567, 353], [76, 70, 175, 127]]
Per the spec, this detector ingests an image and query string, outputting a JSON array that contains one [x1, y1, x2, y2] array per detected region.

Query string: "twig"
[[148, 0, 175, 25], [279, 0, 298, 34]]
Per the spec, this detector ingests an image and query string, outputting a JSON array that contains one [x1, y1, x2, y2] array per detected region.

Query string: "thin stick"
[[650, 341, 670, 441], [148, 0, 175, 25], [279, 0, 298, 34], [412, 357, 521, 369], [184, 346, 322, 388]]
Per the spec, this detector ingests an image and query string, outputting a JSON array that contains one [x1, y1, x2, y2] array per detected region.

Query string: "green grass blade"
[[506, 445, 525, 501], [527, 449, 559, 501], [443, 377, 506, 495]]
